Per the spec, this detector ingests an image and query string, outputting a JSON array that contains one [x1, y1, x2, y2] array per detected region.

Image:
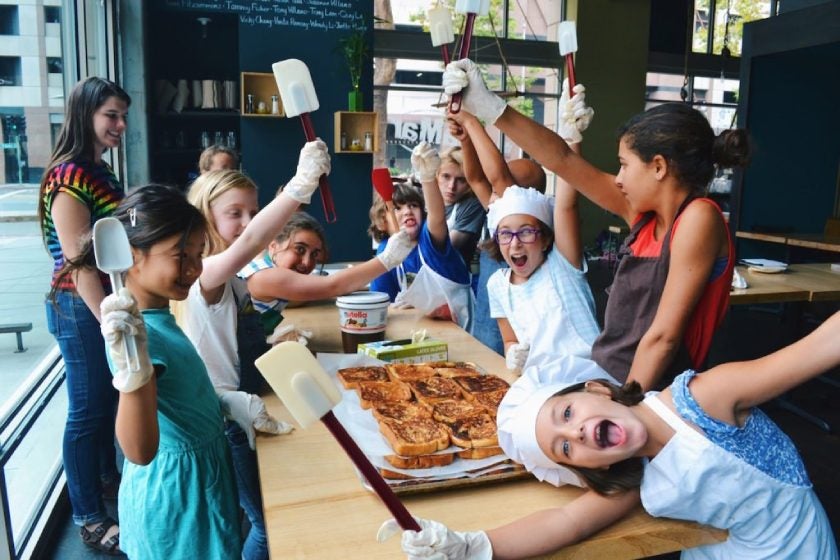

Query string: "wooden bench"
[[0, 322, 33, 352]]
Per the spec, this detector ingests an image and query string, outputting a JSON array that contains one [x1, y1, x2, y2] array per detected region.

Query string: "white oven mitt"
[[266, 323, 313, 346], [219, 390, 294, 450], [558, 79, 595, 145], [442, 59, 507, 125], [378, 229, 416, 271], [505, 342, 530, 372], [283, 139, 331, 204], [377, 518, 492, 560], [410, 142, 441, 183], [100, 288, 155, 393]]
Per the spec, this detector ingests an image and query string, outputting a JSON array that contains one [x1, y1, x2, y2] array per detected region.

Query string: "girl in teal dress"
[[59, 184, 242, 558]]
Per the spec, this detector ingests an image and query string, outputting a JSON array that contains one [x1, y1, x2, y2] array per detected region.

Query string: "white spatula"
[[92, 217, 140, 372], [428, 3, 455, 65], [450, 0, 490, 113], [558, 21, 578, 91], [255, 342, 421, 531], [272, 59, 336, 223]]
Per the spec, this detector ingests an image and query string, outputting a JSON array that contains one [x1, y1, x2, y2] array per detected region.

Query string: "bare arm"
[[626, 203, 726, 390], [554, 143, 584, 269], [448, 114, 494, 208], [115, 373, 160, 465], [494, 107, 633, 222], [487, 489, 640, 559], [420, 177, 449, 252], [497, 318, 519, 355], [246, 258, 387, 303], [51, 194, 107, 321], [453, 110, 517, 199]]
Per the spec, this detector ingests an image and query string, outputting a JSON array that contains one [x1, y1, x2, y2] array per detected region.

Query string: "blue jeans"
[[225, 421, 268, 560], [470, 250, 505, 355], [46, 291, 119, 526]]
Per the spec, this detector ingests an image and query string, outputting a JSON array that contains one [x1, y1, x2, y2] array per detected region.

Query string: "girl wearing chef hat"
[[380, 313, 840, 559]]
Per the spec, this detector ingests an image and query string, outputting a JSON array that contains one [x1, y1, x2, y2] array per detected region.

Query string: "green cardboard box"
[[357, 338, 448, 364]]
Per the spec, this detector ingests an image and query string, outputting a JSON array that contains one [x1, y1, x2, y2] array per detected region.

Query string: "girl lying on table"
[[378, 312, 840, 559]]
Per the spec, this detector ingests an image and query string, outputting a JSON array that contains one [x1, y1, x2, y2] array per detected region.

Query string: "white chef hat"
[[486, 186, 554, 238], [497, 355, 617, 487]]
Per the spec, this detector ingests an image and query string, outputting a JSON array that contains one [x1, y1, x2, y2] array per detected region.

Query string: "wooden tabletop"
[[731, 264, 840, 304], [735, 231, 840, 253], [256, 301, 726, 559]]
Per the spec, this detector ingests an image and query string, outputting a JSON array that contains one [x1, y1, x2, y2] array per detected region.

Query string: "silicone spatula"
[[272, 59, 337, 223], [255, 342, 421, 531], [428, 3, 455, 66], [450, 0, 490, 113], [558, 21, 578, 91], [92, 217, 140, 372], [371, 168, 400, 235]]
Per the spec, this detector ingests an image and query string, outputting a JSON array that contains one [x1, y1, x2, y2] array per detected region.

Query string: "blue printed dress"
[[117, 309, 241, 559], [641, 370, 838, 559]]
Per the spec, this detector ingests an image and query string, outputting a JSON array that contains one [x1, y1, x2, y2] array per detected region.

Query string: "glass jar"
[[226, 131, 237, 149], [200, 130, 211, 149], [271, 95, 280, 115], [340, 131, 348, 151], [364, 132, 373, 151], [245, 94, 255, 114]]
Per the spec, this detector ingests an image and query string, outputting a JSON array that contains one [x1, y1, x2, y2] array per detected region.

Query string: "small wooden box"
[[241, 72, 284, 117], [334, 111, 378, 153]]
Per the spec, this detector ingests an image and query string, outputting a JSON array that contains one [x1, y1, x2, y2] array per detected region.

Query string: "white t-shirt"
[[181, 277, 248, 392], [488, 246, 599, 369]]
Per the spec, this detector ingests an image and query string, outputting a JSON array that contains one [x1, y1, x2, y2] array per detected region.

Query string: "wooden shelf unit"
[[241, 72, 284, 117], [334, 111, 378, 153]]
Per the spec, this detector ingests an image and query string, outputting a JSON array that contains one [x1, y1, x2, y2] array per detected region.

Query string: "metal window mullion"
[[706, 0, 717, 54]]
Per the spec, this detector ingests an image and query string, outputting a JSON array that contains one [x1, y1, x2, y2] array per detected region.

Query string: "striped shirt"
[[42, 160, 124, 290]]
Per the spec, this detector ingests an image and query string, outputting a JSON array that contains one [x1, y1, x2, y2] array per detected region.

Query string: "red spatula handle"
[[565, 54, 577, 92], [299, 113, 337, 223], [449, 12, 477, 114], [441, 45, 451, 66], [321, 411, 421, 531]]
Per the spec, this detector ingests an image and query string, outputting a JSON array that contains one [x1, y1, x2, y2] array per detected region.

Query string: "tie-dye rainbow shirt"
[[42, 160, 124, 290]]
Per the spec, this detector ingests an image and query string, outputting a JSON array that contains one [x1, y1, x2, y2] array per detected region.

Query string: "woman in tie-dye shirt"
[[39, 77, 130, 556]]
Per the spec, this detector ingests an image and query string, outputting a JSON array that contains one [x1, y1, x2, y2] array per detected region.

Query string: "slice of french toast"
[[384, 452, 456, 469], [444, 413, 499, 448], [355, 380, 412, 409], [385, 363, 437, 383], [337, 366, 389, 389], [378, 417, 450, 456], [408, 376, 465, 404]]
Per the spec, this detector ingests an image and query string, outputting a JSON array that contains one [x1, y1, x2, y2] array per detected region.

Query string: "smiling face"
[[615, 137, 662, 213], [209, 186, 258, 246], [269, 229, 324, 275], [437, 161, 470, 205], [496, 214, 551, 283], [92, 96, 129, 157], [534, 389, 648, 469], [127, 228, 205, 309], [394, 200, 424, 240]]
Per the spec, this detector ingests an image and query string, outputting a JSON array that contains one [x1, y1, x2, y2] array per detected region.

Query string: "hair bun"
[[712, 129, 751, 168]]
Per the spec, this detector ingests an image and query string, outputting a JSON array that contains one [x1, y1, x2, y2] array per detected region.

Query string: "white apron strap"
[[643, 395, 699, 438]]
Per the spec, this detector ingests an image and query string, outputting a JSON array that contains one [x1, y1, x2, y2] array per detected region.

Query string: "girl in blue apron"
[[385, 312, 840, 559], [442, 61, 751, 390]]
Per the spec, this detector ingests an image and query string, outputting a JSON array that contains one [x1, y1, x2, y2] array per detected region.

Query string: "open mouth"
[[510, 255, 527, 268], [595, 420, 623, 448]]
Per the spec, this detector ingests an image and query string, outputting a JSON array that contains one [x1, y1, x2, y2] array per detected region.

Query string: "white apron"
[[394, 247, 473, 332], [641, 395, 838, 559]]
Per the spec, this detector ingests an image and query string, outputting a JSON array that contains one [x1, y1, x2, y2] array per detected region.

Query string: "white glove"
[[505, 342, 530, 372], [378, 229, 416, 271], [558, 80, 594, 144], [266, 323, 313, 346], [410, 142, 441, 183], [283, 139, 331, 204], [442, 59, 507, 125], [100, 288, 155, 393], [219, 391, 294, 450], [377, 518, 492, 560]]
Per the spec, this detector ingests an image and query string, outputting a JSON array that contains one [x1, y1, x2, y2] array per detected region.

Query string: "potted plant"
[[338, 30, 369, 111]]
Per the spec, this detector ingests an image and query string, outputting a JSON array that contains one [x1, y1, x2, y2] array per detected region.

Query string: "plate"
[[748, 265, 787, 274]]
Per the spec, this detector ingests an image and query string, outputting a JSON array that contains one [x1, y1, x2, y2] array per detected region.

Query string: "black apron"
[[591, 197, 695, 385], [233, 281, 273, 396]]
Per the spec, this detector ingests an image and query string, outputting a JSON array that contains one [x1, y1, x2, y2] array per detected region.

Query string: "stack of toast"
[[337, 361, 511, 480]]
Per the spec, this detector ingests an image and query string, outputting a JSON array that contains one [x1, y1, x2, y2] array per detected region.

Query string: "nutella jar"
[[336, 291, 390, 353]]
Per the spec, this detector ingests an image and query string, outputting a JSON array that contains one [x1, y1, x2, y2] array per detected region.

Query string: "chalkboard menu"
[[163, 0, 367, 32]]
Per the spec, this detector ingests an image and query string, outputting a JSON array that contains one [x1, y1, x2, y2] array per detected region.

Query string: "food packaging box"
[[357, 339, 448, 364]]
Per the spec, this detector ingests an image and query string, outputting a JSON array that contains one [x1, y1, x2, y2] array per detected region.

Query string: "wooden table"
[[736, 230, 840, 254], [730, 264, 840, 305], [256, 301, 726, 559]]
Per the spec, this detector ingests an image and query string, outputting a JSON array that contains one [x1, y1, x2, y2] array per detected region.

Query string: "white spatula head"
[[272, 59, 320, 118], [558, 21, 578, 56], [428, 5, 454, 47], [254, 341, 341, 428], [93, 217, 133, 275], [455, 0, 490, 15]]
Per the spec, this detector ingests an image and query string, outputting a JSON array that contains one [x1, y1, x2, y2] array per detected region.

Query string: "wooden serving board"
[[368, 461, 531, 495]]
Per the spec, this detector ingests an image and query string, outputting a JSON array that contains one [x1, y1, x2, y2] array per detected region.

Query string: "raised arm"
[[442, 60, 632, 222], [554, 140, 584, 270], [449, 109, 516, 203], [411, 142, 448, 250], [447, 118, 493, 209], [199, 140, 330, 291]]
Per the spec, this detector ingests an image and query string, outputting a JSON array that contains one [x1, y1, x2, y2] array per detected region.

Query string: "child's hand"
[[442, 59, 507, 125], [377, 229, 415, 271], [100, 288, 155, 392], [284, 138, 331, 204], [266, 323, 313, 346], [377, 517, 492, 560], [446, 117, 468, 143], [558, 80, 595, 144], [219, 391, 294, 450], [505, 342, 530, 372], [410, 142, 440, 183]]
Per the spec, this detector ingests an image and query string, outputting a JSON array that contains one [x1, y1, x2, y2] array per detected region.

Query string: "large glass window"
[[693, 0, 772, 56]]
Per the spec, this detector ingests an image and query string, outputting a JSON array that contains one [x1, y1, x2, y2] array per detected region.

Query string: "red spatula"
[[255, 342, 421, 532], [449, 0, 490, 114], [558, 21, 578, 91], [371, 168, 400, 235], [272, 59, 337, 223]]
